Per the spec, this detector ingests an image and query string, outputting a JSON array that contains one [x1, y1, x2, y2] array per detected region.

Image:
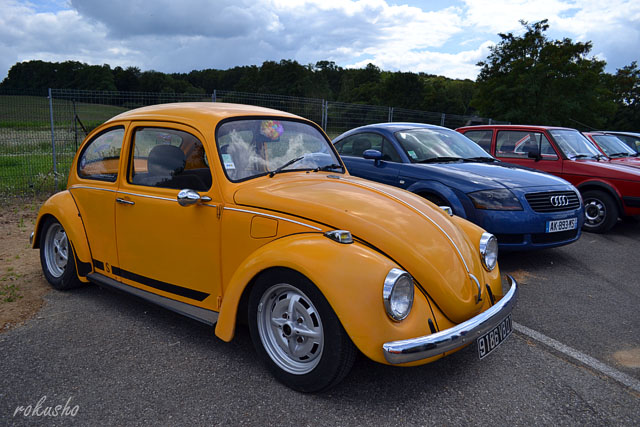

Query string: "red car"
[[456, 125, 640, 233], [583, 132, 640, 169]]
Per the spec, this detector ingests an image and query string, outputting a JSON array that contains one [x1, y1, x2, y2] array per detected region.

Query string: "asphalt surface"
[[2, 219, 639, 425]]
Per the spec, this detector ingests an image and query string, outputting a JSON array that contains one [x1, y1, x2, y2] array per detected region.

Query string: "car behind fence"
[[0, 88, 505, 195]]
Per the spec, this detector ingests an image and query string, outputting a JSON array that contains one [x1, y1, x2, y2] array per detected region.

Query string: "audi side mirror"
[[363, 149, 383, 165]]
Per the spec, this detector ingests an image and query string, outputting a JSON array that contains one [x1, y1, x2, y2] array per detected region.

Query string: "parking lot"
[[1, 218, 639, 425]]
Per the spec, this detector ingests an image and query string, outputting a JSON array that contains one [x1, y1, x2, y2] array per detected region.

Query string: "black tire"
[[582, 190, 618, 233], [248, 268, 356, 393], [39, 217, 83, 290], [421, 193, 445, 206]]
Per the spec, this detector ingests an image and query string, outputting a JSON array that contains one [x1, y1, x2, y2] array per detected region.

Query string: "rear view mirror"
[[527, 147, 542, 161]]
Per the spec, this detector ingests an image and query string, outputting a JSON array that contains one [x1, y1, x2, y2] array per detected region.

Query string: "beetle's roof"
[[107, 102, 303, 123]]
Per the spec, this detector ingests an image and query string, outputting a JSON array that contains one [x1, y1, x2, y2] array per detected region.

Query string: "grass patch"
[[0, 282, 22, 303]]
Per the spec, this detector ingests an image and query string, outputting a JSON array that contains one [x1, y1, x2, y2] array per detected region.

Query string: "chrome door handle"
[[116, 198, 135, 205]]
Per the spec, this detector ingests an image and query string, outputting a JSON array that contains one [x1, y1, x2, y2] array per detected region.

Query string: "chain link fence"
[[0, 88, 505, 195]]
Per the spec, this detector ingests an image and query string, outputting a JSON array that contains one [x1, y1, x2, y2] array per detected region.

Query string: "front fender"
[[33, 191, 93, 280], [215, 233, 436, 364], [405, 180, 467, 218]]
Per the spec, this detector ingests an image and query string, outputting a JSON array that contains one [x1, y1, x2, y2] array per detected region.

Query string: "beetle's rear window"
[[216, 119, 341, 182], [78, 127, 125, 182]]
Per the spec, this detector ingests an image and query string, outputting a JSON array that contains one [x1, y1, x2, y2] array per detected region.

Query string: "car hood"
[[608, 157, 640, 169], [404, 162, 570, 192], [233, 173, 487, 324], [567, 159, 640, 179]]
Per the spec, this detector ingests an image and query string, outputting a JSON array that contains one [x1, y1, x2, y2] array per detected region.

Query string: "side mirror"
[[363, 149, 383, 165], [177, 189, 212, 207], [527, 147, 542, 161]]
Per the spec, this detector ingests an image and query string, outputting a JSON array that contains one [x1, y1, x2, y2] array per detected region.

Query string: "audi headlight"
[[468, 189, 523, 210], [479, 232, 498, 271], [383, 268, 414, 321]]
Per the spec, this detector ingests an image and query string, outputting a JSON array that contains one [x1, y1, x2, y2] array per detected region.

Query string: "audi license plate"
[[477, 314, 513, 359], [546, 217, 577, 233]]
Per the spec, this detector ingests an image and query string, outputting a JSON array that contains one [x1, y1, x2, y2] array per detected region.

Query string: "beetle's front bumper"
[[383, 275, 518, 364]]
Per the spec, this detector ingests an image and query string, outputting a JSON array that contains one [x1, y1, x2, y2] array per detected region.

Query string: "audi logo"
[[550, 195, 570, 207]]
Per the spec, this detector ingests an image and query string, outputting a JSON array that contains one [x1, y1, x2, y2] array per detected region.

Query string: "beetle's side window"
[[462, 130, 493, 153], [129, 127, 212, 191], [496, 131, 558, 159], [78, 127, 125, 182]]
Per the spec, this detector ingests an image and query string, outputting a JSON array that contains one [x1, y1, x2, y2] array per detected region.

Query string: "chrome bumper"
[[383, 275, 518, 364]]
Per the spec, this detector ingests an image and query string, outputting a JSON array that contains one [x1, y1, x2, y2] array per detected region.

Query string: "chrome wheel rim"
[[257, 283, 324, 375], [584, 199, 606, 227], [44, 223, 68, 278]]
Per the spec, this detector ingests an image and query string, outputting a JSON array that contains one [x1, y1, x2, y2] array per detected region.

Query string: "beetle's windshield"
[[549, 129, 601, 159], [591, 134, 637, 157], [216, 119, 343, 181], [394, 128, 495, 163]]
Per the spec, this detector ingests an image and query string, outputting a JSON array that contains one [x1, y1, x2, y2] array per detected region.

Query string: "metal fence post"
[[323, 100, 328, 131], [212, 90, 217, 102], [440, 113, 446, 127], [388, 107, 394, 122], [72, 99, 78, 151], [489, 118, 493, 124], [48, 88, 58, 189]]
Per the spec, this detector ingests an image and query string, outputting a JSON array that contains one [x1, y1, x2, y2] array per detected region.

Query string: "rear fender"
[[33, 191, 93, 280]]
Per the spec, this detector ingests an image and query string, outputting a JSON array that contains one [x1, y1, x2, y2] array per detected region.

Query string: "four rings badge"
[[550, 195, 569, 207]]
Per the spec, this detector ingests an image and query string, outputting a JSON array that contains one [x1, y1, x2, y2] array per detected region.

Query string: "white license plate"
[[477, 314, 513, 359], [546, 217, 577, 233]]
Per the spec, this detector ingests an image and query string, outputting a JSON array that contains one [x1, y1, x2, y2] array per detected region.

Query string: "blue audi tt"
[[333, 123, 584, 251]]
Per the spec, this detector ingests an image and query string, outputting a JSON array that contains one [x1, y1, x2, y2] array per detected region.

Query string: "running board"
[[87, 273, 219, 326]]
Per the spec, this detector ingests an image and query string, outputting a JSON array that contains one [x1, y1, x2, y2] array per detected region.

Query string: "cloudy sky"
[[1, 0, 639, 82]]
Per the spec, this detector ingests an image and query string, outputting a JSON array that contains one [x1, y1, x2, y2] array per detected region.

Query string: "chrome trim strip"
[[116, 190, 176, 202], [224, 207, 322, 231], [469, 274, 482, 303], [382, 275, 518, 364], [338, 178, 470, 273], [71, 185, 218, 207], [87, 273, 219, 326], [70, 185, 117, 193]]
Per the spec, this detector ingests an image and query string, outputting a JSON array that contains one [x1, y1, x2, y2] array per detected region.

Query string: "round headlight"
[[383, 268, 414, 321], [479, 233, 498, 271]]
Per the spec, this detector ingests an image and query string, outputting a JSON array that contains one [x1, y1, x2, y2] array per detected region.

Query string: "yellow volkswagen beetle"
[[31, 103, 518, 392]]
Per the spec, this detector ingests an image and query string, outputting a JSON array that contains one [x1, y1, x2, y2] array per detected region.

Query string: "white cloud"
[[0, 0, 638, 82]]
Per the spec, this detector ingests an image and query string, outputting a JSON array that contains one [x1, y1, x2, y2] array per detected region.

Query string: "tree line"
[[2, 20, 638, 131]]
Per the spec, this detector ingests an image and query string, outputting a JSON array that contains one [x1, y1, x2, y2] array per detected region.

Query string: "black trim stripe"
[[92, 258, 210, 302], [92, 259, 105, 271], [110, 266, 209, 302]]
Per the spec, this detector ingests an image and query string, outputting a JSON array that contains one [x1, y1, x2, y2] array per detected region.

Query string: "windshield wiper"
[[463, 157, 497, 163], [569, 154, 590, 160], [608, 152, 630, 158], [417, 157, 463, 163], [269, 156, 305, 177], [313, 163, 343, 172]]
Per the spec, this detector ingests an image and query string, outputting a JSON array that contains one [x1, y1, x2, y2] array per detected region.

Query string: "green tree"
[[472, 20, 615, 128], [380, 71, 426, 110], [607, 61, 640, 130]]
